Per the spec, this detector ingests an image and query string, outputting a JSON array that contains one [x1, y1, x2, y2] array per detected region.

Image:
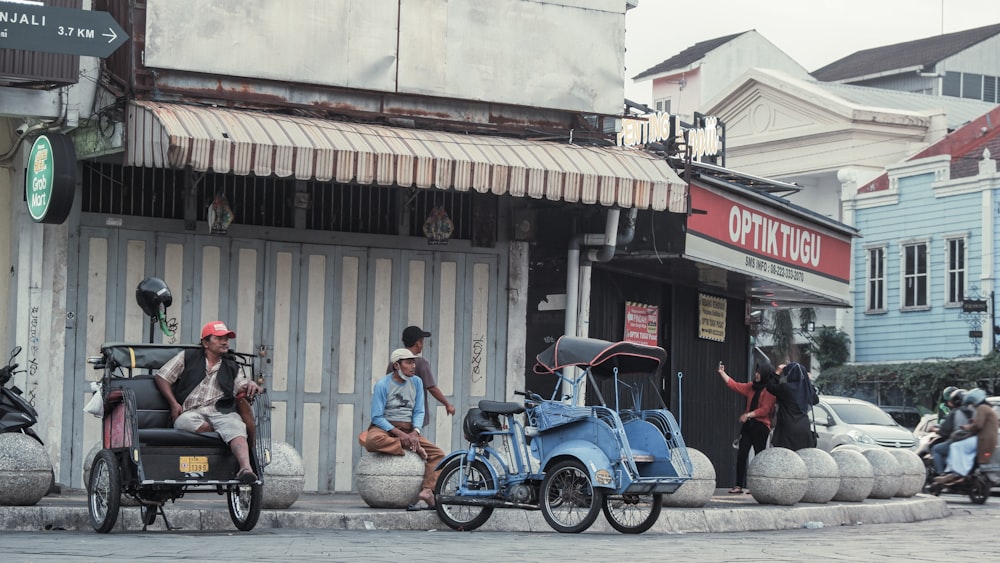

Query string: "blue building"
[[848, 106, 1000, 362]]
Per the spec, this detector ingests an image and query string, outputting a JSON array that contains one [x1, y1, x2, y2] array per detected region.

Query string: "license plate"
[[179, 456, 209, 473]]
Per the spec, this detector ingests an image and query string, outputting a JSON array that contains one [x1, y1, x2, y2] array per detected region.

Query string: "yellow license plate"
[[179, 456, 209, 473]]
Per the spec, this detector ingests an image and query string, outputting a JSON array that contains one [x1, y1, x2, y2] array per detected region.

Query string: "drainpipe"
[[562, 208, 638, 401]]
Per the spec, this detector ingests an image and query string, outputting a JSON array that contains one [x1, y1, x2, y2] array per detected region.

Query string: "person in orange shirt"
[[717, 362, 776, 494]]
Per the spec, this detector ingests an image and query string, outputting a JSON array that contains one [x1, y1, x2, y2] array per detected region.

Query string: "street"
[[3, 497, 995, 562]]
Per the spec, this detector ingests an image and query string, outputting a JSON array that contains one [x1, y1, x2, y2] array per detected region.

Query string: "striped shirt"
[[156, 351, 250, 413]]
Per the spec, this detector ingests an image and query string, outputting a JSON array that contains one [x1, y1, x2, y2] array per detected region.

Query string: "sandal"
[[235, 468, 258, 484], [406, 501, 433, 511], [728, 486, 743, 494]]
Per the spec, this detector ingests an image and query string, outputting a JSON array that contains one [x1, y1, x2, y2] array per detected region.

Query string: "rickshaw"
[[86, 342, 271, 532], [434, 336, 692, 534]]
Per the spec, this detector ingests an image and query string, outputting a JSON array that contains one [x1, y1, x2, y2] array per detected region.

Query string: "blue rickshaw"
[[435, 336, 692, 534]]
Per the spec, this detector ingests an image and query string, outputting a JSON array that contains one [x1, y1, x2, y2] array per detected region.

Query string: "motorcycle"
[[0, 345, 58, 495], [919, 427, 999, 504], [0, 346, 41, 443]]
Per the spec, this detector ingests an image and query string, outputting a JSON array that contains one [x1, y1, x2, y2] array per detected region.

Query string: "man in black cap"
[[388, 326, 455, 423]]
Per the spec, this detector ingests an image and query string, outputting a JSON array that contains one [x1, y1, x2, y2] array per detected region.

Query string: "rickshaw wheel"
[[969, 476, 990, 505], [227, 482, 263, 531], [434, 458, 495, 531], [602, 493, 662, 534], [88, 450, 121, 533], [540, 460, 604, 533]]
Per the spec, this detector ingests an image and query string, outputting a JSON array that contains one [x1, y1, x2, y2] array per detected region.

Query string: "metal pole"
[[993, 290, 997, 351]]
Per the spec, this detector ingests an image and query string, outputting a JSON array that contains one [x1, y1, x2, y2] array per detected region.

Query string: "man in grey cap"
[[366, 347, 445, 510], [388, 326, 455, 423]]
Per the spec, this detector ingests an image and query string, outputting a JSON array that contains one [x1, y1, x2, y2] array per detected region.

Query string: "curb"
[[0, 494, 950, 534]]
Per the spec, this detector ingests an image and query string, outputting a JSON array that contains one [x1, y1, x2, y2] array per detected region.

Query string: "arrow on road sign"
[[0, 4, 128, 58]]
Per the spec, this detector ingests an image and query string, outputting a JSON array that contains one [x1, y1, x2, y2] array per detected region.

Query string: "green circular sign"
[[25, 133, 76, 224]]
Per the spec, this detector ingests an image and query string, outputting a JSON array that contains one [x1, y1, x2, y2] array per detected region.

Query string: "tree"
[[807, 326, 851, 370], [768, 309, 798, 363]]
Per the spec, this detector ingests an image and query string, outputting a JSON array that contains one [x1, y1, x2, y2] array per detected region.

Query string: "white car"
[[810, 396, 918, 451]]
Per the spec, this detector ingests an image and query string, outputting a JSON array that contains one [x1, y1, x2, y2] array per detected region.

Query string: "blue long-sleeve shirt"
[[371, 371, 425, 431]]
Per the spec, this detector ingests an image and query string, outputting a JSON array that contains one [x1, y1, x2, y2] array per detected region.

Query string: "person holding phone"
[[717, 362, 776, 494]]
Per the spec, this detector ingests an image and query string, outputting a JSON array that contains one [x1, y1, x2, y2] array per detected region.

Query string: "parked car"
[[810, 396, 918, 452], [878, 405, 926, 431]]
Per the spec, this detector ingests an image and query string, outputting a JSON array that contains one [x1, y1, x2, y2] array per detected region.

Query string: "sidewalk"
[[0, 488, 951, 534]]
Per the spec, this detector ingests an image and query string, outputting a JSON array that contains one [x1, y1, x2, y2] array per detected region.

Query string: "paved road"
[[4, 497, 994, 562]]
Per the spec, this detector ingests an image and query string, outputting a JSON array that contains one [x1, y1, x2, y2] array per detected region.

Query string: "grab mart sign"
[[25, 133, 76, 224]]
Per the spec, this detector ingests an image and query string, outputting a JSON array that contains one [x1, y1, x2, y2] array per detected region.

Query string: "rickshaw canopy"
[[533, 336, 667, 378]]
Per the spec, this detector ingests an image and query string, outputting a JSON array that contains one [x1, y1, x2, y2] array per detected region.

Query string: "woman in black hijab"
[[765, 361, 819, 451]]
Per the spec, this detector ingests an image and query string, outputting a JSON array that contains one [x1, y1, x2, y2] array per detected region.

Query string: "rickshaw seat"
[[478, 400, 524, 416], [108, 376, 250, 449]]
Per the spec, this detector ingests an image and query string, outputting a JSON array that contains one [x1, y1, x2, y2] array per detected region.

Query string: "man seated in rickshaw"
[[154, 321, 262, 483]]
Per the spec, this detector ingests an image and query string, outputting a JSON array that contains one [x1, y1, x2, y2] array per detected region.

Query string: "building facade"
[[849, 106, 1000, 362]]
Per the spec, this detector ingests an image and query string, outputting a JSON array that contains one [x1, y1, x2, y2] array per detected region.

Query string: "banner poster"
[[624, 302, 658, 346], [698, 294, 726, 342]]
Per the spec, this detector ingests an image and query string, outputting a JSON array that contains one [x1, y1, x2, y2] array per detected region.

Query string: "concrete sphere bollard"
[[830, 449, 874, 501], [889, 449, 925, 498], [0, 433, 52, 506], [263, 440, 305, 509], [862, 448, 901, 499], [661, 448, 716, 507], [796, 448, 840, 504], [746, 448, 808, 505], [355, 450, 425, 508]]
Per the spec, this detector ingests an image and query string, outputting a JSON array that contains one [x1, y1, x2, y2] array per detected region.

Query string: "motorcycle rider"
[[934, 388, 999, 486], [930, 388, 970, 476], [937, 385, 958, 424]]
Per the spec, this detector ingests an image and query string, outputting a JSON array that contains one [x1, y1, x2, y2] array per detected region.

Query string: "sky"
[[624, 0, 1000, 104]]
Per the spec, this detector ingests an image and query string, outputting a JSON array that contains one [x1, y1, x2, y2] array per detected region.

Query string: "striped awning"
[[126, 101, 688, 212]]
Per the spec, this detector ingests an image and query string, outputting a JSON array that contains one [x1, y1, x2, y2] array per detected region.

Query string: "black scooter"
[[0, 346, 42, 443], [0, 345, 59, 494]]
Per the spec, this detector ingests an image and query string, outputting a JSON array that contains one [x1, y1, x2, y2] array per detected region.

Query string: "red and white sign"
[[685, 183, 852, 304], [624, 302, 659, 346]]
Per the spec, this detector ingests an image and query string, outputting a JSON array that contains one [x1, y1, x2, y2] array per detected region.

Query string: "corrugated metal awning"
[[126, 101, 688, 212]]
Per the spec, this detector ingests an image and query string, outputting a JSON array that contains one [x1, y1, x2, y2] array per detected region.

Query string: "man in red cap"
[[154, 320, 262, 483]]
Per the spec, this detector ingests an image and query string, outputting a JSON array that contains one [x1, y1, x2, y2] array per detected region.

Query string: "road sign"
[[0, 4, 127, 57], [962, 299, 989, 313]]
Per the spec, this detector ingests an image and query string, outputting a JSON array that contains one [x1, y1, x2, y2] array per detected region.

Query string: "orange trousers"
[[364, 422, 444, 490]]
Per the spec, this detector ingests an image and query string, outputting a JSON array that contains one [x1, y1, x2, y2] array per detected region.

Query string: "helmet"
[[462, 408, 500, 444], [135, 277, 172, 318], [941, 386, 958, 401], [950, 388, 967, 404], [963, 388, 987, 407]]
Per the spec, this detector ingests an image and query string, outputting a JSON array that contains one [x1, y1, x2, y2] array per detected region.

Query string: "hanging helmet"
[[941, 386, 958, 402], [950, 388, 967, 404], [135, 277, 172, 318], [963, 388, 987, 407]]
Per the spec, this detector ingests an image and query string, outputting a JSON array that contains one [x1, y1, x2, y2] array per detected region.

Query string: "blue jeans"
[[931, 439, 952, 474]]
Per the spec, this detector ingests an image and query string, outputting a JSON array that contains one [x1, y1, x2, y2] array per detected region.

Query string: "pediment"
[[715, 83, 849, 143]]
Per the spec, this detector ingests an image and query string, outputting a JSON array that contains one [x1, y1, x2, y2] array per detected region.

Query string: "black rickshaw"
[[86, 342, 271, 532]]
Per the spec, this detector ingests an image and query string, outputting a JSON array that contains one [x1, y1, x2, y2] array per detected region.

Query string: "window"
[[986, 76, 998, 103], [962, 73, 983, 100], [902, 242, 929, 309], [654, 98, 671, 114], [945, 237, 966, 305], [866, 246, 886, 312], [942, 71, 961, 97]]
